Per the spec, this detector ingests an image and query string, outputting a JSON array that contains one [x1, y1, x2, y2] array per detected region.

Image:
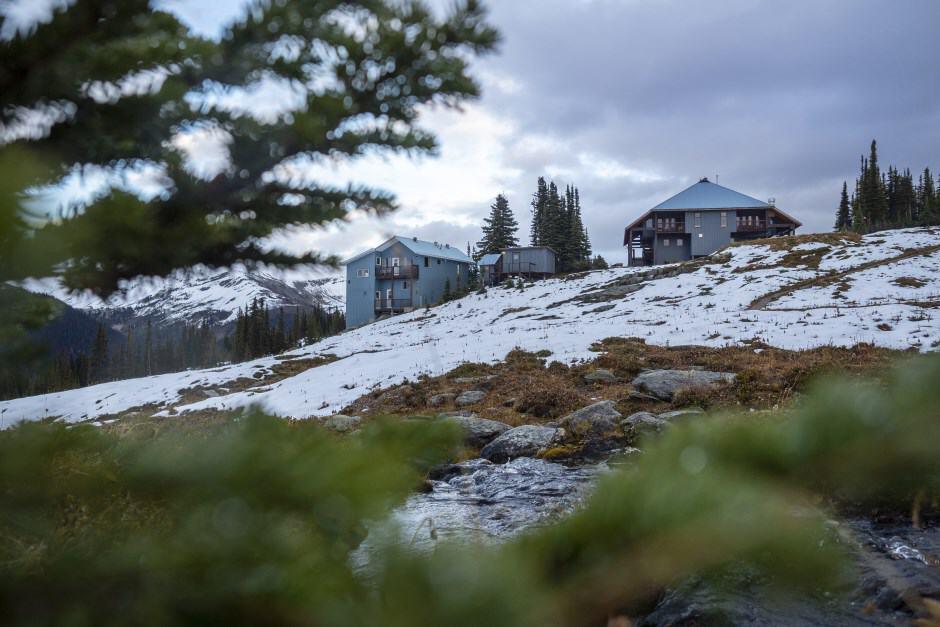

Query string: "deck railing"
[[375, 265, 419, 279], [375, 298, 413, 311], [735, 220, 767, 232], [654, 222, 685, 233]]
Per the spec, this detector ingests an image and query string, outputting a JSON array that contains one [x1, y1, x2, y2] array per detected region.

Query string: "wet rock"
[[440, 414, 511, 447], [322, 414, 361, 433], [631, 369, 736, 401], [583, 369, 618, 383], [658, 408, 705, 421], [428, 393, 456, 407], [561, 400, 622, 438], [480, 425, 564, 462], [456, 390, 487, 406], [621, 411, 668, 441]]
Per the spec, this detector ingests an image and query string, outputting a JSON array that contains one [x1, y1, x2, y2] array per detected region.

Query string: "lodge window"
[[376, 257, 381, 266], [402, 281, 408, 289], [357, 269, 369, 278], [437, 258, 441, 264], [424, 256, 429, 267], [720, 211, 727, 227], [694, 212, 702, 228], [663, 239, 670, 247]]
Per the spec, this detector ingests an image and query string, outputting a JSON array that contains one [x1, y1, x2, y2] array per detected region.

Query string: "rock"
[[583, 369, 618, 383], [428, 392, 456, 407], [561, 400, 622, 438], [438, 410, 476, 418], [501, 397, 517, 408], [322, 414, 361, 433], [440, 414, 511, 447], [452, 374, 497, 387], [628, 391, 661, 402], [480, 425, 564, 462], [631, 369, 736, 401], [455, 390, 487, 406], [376, 384, 413, 404], [621, 411, 669, 440], [658, 408, 705, 421], [202, 388, 220, 398]]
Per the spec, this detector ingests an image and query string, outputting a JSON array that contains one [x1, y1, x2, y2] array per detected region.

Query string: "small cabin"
[[479, 246, 557, 286]]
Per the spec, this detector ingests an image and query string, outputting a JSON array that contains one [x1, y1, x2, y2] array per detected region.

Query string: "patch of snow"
[[3, 228, 939, 427]]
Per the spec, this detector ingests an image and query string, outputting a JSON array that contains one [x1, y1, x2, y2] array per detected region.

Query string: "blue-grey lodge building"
[[344, 235, 473, 328], [624, 178, 800, 266]]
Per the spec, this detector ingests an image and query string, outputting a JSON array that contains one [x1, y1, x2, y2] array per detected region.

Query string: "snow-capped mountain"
[[22, 265, 345, 331], [3, 226, 938, 427]]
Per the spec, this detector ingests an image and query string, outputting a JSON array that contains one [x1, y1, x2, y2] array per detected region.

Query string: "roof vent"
[[767, 197, 776, 206], [413, 236, 418, 242], [445, 243, 450, 249], [699, 177, 709, 183]]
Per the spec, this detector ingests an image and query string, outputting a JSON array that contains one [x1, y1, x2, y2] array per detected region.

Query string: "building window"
[[694, 212, 702, 228], [437, 258, 441, 264], [375, 291, 380, 300], [402, 281, 408, 289], [663, 238, 670, 247], [391, 257, 399, 267], [720, 211, 727, 227], [424, 256, 429, 267], [357, 269, 369, 277]]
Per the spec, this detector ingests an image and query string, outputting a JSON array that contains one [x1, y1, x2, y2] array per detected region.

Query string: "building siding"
[[345, 254, 376, 328], [654, 234, 691, 264], [501, 247, 556, 275], [687, 209, 736, 257]]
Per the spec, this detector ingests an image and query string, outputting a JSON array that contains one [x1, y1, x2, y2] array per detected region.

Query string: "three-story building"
[[344, 236, 472, 328]]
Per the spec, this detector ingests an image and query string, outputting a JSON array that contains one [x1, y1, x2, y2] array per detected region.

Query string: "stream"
[[358, 455, 940, 625]]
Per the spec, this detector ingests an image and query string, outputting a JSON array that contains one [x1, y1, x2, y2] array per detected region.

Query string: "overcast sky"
[[18, 0, 940, 264]]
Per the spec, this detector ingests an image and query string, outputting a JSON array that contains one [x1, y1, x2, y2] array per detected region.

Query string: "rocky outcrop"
[[452, 374, 498, 387], [322, 414, 361, 433], [631, 369, 736, 401], [428, 393, 456, 407], [621, 411, 668, 441], [455, 390, 487, 406], [440, 414, 511, 447], [583, 369, 618, 383], [561, 400, 622, 438], [480, 425, 564, 462], [658, 408, 705, 421]]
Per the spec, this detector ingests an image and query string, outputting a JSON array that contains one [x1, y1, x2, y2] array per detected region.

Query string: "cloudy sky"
[[17, 0, 940, 264]]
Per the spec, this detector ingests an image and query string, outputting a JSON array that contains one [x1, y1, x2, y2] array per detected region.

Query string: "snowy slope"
[[3, 227, 938, 428], [23, 265, 345, 328]]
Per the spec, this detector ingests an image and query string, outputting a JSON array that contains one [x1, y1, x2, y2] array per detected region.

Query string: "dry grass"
[[341, 339, 911, 425], [893, 276, 928, 289]]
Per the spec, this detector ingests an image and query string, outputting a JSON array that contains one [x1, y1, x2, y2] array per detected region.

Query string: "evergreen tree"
[[530, 177, 549, 246], [89, 323, 109, 382], [834, 181, 851, 231], [476, 194, 519, 257]]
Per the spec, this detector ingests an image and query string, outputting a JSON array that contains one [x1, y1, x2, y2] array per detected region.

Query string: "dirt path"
[[748, 244, 940, 311]]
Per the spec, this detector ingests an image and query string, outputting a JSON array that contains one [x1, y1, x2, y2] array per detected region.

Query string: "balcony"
[[735, 220, 767, 232], [375, 265, 419, 279], [375, 298, 413, 312], [654, 222, 685, 233]]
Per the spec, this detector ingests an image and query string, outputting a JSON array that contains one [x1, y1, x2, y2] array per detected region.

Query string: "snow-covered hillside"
[[3, 227, 938, 428], [23, 265, 345, 328]]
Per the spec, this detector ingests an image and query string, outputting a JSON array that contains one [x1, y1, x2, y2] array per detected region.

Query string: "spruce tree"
[[530, 178, 549, 246], [90, 324, 109, 382], [476, 194, 519, 256], [834, 181, 851, 231]]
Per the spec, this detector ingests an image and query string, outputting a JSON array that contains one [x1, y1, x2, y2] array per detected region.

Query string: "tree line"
[[0, 303, 345, 400], [474, 179, 606, 273], [835, 140, 939, 233]]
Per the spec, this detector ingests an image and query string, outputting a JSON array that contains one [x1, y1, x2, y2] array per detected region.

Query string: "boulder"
[[455, 390, 487, 406], [322, 414, 361, 433], [621, 411, 668, 440], [583, 369, 618, 383], [561, 400, 622, 438], [440, 414, 511, 447], [480, 425, 564, 462], [631, 369, 736, 401], [658, 408, 705, 421], [428, 392, 456, 407]]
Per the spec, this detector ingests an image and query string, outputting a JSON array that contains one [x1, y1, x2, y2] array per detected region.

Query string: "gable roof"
[[343, 235, 472, 265], [478, 253, 502, 266], [653, 179, 770, 211]]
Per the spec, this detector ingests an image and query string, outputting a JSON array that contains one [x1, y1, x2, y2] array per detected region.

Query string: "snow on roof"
[[478, 253, 502, 266], [653, 179, 771, 211], [344, 236, 472, 265]]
